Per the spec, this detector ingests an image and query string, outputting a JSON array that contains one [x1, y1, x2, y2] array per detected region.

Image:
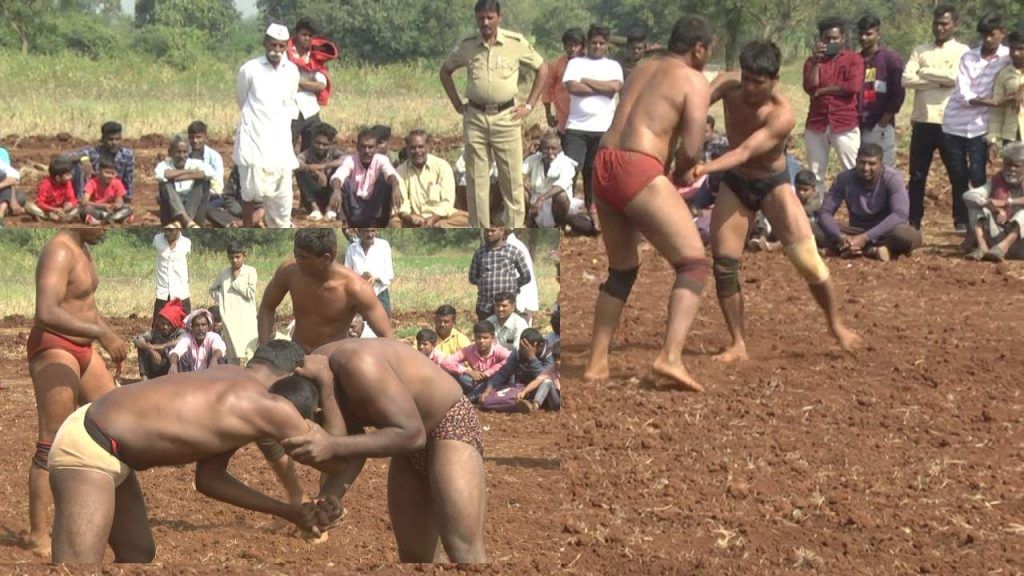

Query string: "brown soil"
[[0, 314, 560, 568], [559, 219, 1024, 573], [0, 133, 466, 229]]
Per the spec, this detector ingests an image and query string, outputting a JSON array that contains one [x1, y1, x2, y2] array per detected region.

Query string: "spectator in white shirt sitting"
[[168, 309, 227, 373], [155, 135, 215, 228], [522, 132, 576, 228], [152, 226, 192, 322], [487, 291, 530, 352], [187, 121, 224, 196], [344, 228, 396, 318]]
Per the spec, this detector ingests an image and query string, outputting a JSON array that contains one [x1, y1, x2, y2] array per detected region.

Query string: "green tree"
[[135, 0, 238, 35]]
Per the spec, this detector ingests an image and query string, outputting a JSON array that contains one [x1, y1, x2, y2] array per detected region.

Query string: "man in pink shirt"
[[329, 128, 403, 227], [802, 17, 864, 193], [440, 320, 511, 402]]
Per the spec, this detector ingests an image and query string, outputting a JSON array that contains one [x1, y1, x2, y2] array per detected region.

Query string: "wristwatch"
[[523, 103, 534, 111]]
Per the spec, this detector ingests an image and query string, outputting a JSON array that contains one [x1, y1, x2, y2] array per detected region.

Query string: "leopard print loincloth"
[[407, 395, 484, 475]]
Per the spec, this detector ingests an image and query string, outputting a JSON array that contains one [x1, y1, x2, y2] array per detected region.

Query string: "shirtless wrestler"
[[282, 338, 487, 563], [695, 40, 861, 361], [257, 227, 393, 505], [582, 16, 715, 391], [27, 229, 129, 555], [47, 341, 343, 563]]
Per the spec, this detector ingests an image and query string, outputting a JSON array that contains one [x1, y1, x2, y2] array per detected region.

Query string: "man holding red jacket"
[[288, 18, 340, 152]]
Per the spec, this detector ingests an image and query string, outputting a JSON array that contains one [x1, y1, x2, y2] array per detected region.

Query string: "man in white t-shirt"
[[152, 226, 192, 322], [522, 132, 576, 228], [344, 228, 396, 318], [233, 23, 300, 229], [563, 25, 623, 218]]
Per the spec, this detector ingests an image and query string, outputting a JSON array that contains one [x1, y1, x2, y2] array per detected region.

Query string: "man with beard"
[[582, 16, 714, 392], [233, 23, 300, 228], [695, 41, 861, 363], [26, 229, 128, 555], [964, 143, 1024, 261]]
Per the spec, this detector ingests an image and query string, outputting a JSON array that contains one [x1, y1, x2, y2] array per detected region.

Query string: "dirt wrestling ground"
[[0, 133, 466, 229], [0, 314, 561, 571], [559, 219, 1024, 574]]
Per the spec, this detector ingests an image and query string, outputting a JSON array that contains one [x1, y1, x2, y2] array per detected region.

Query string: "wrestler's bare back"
[[313, 339, 464, 434], [35, 233, 101, 346], [718, 75, 795, 177], [601, 54, 708, 163], [87, 366, 296, 469]]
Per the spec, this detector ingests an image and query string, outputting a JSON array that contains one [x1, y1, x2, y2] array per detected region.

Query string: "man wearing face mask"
[[803, 17, 864, 194], [817, 143, 922, 260], [233, 23, 300, 228]]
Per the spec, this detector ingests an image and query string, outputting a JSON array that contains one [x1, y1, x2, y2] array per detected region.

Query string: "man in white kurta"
[[209, 243, 259, 364], [344, 228, 396, 318], [233, 23, 300, 228], [505, 231, 539, 324]]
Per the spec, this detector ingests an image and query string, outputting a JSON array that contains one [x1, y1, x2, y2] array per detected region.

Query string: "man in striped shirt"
[[941, 12, 1010, 233], [468, 227, 532, 320]]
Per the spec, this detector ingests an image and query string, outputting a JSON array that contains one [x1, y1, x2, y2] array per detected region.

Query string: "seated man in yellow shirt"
[[396, 130, 469, 228]]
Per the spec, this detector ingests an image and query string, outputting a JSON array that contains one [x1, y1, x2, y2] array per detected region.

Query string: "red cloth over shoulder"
[[288, 37, 340, 106]]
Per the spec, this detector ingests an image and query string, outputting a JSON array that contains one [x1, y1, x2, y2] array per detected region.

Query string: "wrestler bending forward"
[[695, 41, 860, 361], [582, 16, 715, 391]]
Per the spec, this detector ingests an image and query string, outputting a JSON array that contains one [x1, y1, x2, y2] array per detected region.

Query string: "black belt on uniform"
[[467, 99, 515, 114]]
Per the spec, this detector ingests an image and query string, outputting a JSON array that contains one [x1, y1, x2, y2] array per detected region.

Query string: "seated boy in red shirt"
[[26, 156, 79, 222], [81, 157, 134, 225]]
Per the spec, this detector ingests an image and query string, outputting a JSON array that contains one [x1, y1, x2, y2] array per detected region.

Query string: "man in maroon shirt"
[[803, 17, 864, 193]]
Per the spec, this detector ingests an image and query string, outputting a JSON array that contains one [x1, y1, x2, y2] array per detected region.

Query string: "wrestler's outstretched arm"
[[698, 112, 795, 176], [709, 71, 740, 105]]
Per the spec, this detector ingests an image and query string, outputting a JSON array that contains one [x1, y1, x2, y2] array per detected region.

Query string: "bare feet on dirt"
[[713, 344, 749, 363], [651, 355, 704, 392], [833, 325, 862, 352], [583, 360, 610, 383]]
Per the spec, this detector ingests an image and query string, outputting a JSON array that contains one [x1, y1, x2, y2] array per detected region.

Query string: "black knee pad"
[[674, 257, 709, 294], [713, 256, 742, 298], [599, 266, 640, 302]]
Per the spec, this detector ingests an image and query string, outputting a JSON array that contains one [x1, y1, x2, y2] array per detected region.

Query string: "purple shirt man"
[[819, 145, 922, 259], [857, 16, 905, 167]]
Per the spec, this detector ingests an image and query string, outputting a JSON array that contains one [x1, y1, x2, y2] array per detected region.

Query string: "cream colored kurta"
[[209, 264, 259, 364]]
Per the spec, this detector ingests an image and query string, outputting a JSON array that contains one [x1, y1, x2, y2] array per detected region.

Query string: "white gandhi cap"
[[265, 23, 290, 41]]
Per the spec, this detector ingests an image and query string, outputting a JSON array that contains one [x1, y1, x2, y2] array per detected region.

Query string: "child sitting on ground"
[[168, 309, 227, 373], [415, 328, 445, 365], [26, 156, 78, 222], [133, 299, 187, 381], [81, 157, 133, 225]]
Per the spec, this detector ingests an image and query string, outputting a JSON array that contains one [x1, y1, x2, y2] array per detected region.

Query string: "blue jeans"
[[941, 132, 988, 227], [529, 377, 561, 411], [456, 373, 491, 402]]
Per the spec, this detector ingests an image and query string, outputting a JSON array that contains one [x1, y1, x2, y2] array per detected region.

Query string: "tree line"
[[1, 0, 1021, 67]]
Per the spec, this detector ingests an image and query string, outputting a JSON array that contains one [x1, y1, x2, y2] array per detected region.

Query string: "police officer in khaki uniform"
[[440, 0, 549, 228]]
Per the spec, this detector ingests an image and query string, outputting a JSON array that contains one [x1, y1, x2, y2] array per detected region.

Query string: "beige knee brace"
[[784, 237, 830, 285]]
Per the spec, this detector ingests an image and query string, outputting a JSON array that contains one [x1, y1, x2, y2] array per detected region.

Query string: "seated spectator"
[[519, 307, 562, 413], [480, 328, 556, 410], [703, 115, 730, 162], [168, 309, 226, 373], [296, 122, 345, 221], [370, 124, 393, 160], [964, 142, 1024, 261], [80, 157, 133, 225], [329, 128, 402, 227], [470, 227, 532, 320], [396, 130, 469, 228], [522, 132, 575, 229], [817, 143, 922, 261], [156, 135, 214, 228], [545, 307, 561, 360], [415, 328, 445, 365], [25, 156, 78, 222], [0, 145, 25, 227], [187, 121, 225, 196], [69, 120, 135, 203], [487, 292, 530, 352], [434, 304, 471, 357], [206, 166, 263, 228], [133, 299, 187, 381], [505, 231, 539, 324], [440, 320, 512, 401]]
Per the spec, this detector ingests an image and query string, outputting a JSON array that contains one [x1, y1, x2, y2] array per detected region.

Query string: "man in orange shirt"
[[543, 28, 585, 135]]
